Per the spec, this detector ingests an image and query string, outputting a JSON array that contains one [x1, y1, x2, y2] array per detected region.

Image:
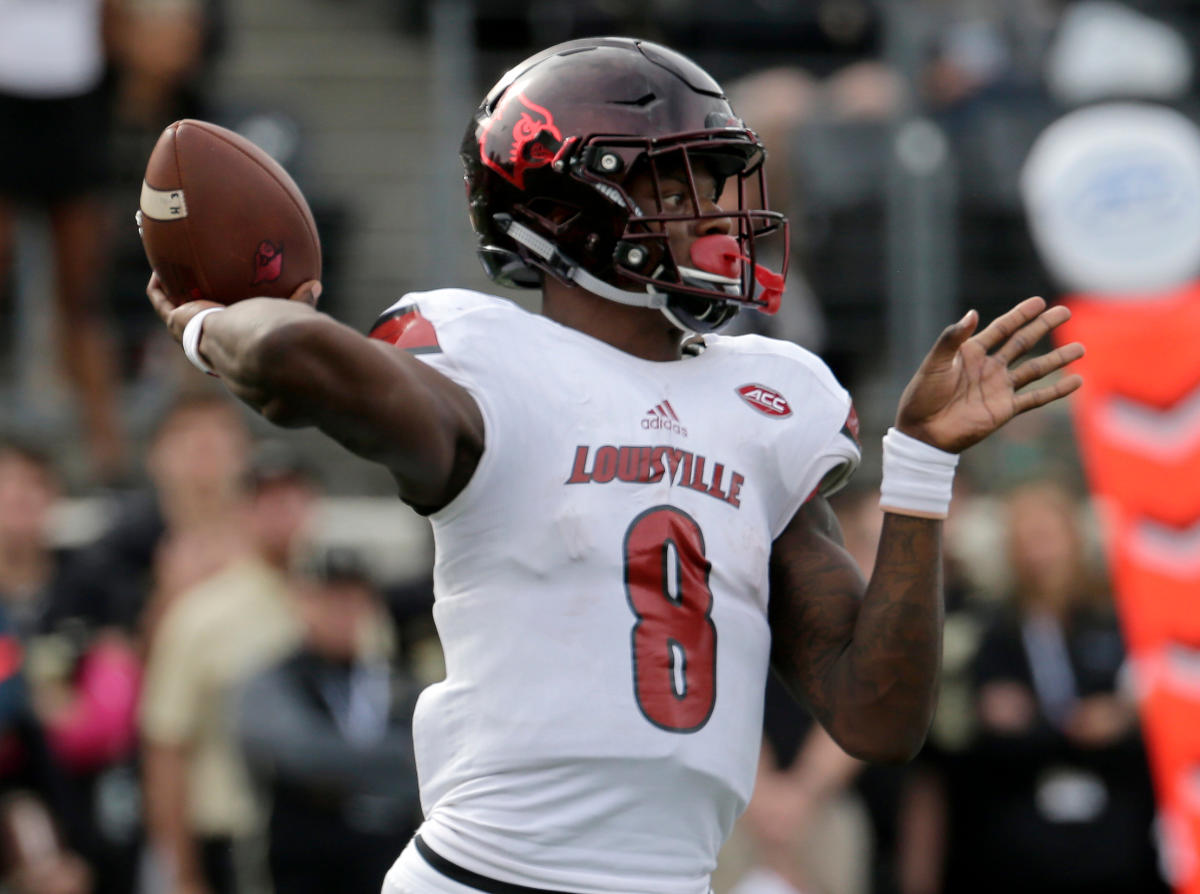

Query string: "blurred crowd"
[[0, 0, 1190, 892], [0, 398, 434, 894]]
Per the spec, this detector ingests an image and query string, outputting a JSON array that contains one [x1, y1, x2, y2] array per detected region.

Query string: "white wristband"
[[879, 427, 959, 519], [181, 307, 225, 376]]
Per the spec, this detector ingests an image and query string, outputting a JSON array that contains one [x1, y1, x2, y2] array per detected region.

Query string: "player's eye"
[[661, 190, 692, 213]]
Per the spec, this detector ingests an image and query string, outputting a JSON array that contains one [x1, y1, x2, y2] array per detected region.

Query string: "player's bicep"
[[255, 317, 483, 510], [767, 496, 867, 726]]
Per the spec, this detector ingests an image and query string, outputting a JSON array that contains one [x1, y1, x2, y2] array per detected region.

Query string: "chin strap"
[[500, 218, 667, 309], [678, 266, 740, 288]]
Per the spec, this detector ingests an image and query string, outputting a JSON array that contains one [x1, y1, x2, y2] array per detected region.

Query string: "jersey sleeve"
[[366, 289, 539, 524], [771, 398, 861, 538], [744, 339, 862, 538], [814, 402, 862, 498], [368, 297, 445, 356]]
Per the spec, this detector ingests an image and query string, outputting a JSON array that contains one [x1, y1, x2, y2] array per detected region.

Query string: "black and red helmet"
[[461, 37, 788, 332]]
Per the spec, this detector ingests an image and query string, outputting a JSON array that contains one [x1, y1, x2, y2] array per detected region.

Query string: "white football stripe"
[[139, 180, 188, 221]]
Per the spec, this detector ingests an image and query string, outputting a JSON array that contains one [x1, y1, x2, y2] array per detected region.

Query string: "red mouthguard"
[[689, 235, 784, 314], [690, 234, 743, 278]]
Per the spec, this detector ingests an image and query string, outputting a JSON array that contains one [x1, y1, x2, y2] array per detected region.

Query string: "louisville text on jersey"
[[566, 445, 744, 508]]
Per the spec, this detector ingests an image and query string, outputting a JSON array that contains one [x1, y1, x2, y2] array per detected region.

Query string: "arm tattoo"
[[769, 498, 942, 762]]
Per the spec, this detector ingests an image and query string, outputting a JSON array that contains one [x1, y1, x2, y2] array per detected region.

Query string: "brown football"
[[138, 119, 321, 306]]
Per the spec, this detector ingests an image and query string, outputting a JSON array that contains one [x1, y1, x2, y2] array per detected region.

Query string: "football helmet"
[[461, 37, 788, 333]]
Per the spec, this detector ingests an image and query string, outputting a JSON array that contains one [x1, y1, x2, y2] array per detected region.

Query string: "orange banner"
[[1057, 282, 1200, 892]]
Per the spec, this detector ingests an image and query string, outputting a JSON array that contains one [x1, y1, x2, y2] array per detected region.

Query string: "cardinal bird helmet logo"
[[481, 92, 563, 189], [252, 240, 284, 285]]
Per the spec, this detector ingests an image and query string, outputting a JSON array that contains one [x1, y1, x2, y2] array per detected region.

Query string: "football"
[[138, 119, 321, 306]]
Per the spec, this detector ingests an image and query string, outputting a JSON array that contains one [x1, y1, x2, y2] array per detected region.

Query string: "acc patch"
[[736, 383, 791, 418]]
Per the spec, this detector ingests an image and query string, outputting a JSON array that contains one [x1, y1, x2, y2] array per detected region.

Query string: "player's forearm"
[[829, 514, 943, 762], [196, 301, 475, 507], [195, 299, 329, 425], [770, 502, 943, 763]]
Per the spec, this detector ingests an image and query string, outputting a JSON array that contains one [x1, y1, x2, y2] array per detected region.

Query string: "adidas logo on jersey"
[[642, 401, 688, 437]]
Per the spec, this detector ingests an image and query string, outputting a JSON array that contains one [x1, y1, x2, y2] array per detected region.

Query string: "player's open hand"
[[895, 296, 1084, 453], [145, 274, 322, 343]]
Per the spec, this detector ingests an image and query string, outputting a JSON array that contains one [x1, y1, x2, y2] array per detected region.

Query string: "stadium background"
[[0, 1, 1195, 893]]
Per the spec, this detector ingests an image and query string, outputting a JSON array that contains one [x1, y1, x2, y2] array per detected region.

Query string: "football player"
[[146, 38, 1083, 894]]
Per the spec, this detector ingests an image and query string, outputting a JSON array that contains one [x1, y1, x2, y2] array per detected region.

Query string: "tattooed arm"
[[144, 276, 483, 512], [768, 497, 942, 763], [768, 297, 1085, 762]]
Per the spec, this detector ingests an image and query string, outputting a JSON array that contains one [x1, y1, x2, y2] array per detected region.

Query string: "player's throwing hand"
[[895, 296, 1085, 454], [146, 273, 322, 342]]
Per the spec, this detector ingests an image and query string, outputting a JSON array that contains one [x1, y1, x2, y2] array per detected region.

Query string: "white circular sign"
[[1021, 102, 1200, 296]]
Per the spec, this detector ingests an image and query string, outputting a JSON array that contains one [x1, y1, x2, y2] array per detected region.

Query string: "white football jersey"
[[371, 289, 860, 894]]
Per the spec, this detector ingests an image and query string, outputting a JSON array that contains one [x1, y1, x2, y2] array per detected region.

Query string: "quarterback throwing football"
[[147, 38, 1083, 894]]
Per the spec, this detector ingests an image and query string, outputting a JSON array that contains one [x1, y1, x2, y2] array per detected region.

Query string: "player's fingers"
[[971, 296, 1046, 353], [170, 300, 226, 344], [146, 273, 175, 324], [1013, 373, 1083, 415], [994, 304, 1072, 366], [925, 309, 978, 364], [1009, 342, 1085, 389], [289, 280, 322, 307]]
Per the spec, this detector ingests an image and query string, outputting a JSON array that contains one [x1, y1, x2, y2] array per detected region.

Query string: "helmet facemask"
[[577, 135, 788, 332]]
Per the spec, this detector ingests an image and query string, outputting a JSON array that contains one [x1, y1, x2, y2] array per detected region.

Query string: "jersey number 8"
[[623, 506, 716, 733]]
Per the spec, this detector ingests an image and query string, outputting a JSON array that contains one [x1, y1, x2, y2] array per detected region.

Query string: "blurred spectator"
[[103, 0, 226, 386], [922, 1, 1057, 112], [59, 393, 250, 643], [936, 482, 1164, 894], [719, 679, 868, 894], [237, 548, 415, 894], [106, 0, 214, 130], [380, 575, 440, 687], [0, 0, 127, 480], [0, 441, 68, 641], [721, 60, 905, 357], [32, 630, 140, 894], [728, 62, 904, 211], [139, 444, 316, 894], [0, 791, 91, 894], [0, 441, 142, 894], [0, 597, 92, 894]]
